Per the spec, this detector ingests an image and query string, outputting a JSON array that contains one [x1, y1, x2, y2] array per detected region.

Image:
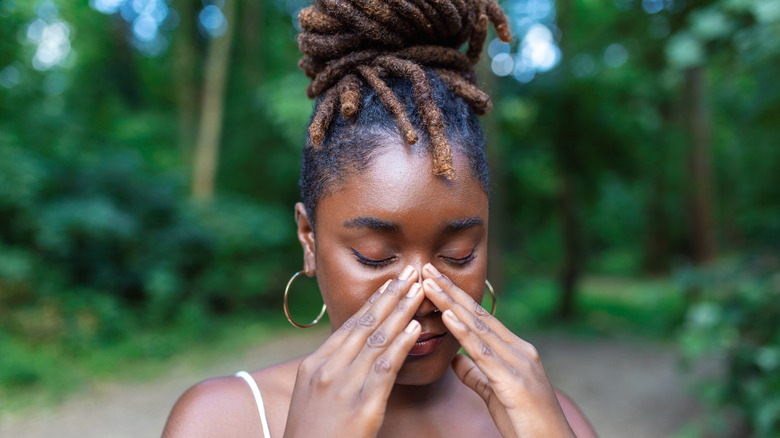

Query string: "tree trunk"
[[683, 66, 716, 265], [191, 0, 237, 201], [172, 0, 200, 161], [240, 0, 264, 86], [642, 102, 673, 274], [557, 167, 583, 319], [554, 0, 583, 319]]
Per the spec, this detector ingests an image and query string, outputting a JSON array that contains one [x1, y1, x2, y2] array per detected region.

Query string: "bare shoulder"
[[162, 358, 303, 438], [162, 374, 259, 438], [555, 389, 598, 438]]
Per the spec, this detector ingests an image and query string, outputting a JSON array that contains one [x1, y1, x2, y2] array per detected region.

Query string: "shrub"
[[0, 143, 294, 346], [677, 255, 780, 437]]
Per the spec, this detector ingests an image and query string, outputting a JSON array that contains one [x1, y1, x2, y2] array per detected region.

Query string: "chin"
[[394, 335, 460, 386]]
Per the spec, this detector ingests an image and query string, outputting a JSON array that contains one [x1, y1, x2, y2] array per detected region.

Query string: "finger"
[[442, 309, 517, 384], [350, 281, 425, 376], [322, 265, 420, 371], [360, 319, 421, 410], [422, 277, 519, 363], [422, 263, 520, 344], [451, 353, 493, 402], [306, 278, 393, 362]]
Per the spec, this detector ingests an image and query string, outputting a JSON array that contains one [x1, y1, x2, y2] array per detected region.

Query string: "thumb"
[[452, 354, 493, 402]]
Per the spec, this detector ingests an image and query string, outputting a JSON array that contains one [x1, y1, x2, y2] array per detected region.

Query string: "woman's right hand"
[[283, 265, 424, 438]]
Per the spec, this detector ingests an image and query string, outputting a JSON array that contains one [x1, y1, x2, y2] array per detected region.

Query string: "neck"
[[386, 367, 459, 410]]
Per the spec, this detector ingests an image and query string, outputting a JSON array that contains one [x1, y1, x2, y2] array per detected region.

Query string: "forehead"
[[316, 143, 488, 231]]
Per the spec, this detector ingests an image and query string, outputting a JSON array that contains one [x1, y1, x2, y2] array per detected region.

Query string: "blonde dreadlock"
[[298, 0, 511, 179]]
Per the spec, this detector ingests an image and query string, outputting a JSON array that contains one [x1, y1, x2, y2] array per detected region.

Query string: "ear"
[[295, 202, 317, 277]]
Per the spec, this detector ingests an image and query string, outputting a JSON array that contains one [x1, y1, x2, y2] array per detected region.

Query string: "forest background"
[[0, 0, 778, 436]]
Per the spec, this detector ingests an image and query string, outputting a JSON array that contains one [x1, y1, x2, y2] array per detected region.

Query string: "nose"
[[400, 259, 437, 317], [414, 296, 439, 317]]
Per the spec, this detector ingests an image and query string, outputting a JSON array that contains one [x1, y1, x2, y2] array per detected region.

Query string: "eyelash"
[[350, 248, 476, 268], [351, 248, 395, 268], [442, 249, 477, 265]]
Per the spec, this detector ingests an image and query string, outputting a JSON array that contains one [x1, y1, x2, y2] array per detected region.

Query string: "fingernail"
[[378, 279, 392, 294], [443, 309, 460, 324], [424, 263, 440, 277], [406, 283, 421, 298], [423, 278, 442, 292], [400, 265, 416, 280], [405, 319, 420, 333]]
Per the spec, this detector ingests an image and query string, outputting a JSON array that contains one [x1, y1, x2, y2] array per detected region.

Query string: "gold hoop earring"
[[283, 271, 327, 328], [485, 279, 497, 316]]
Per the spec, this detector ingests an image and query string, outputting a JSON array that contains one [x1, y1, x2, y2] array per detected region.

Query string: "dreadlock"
[[298, 0, 511, 178]]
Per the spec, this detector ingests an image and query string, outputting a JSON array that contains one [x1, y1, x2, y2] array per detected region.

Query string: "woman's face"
[[296, 140, 489, 385]]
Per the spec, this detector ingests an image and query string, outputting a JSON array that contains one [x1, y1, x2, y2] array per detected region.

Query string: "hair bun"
[[298, 0, 511, 179]]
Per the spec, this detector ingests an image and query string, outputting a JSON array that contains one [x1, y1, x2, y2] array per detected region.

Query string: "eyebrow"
[[443, 216, 484, 233], [342, 216, 484, 233], [343, 217, 400, 232]]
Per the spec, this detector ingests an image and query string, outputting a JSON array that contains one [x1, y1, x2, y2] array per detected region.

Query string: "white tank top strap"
[[235, 371, 271, 438]]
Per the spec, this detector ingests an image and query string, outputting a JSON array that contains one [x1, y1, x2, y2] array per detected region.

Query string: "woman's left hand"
[[421, 263, 576, 438]]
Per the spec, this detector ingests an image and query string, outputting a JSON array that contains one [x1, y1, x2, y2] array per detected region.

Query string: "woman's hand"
[[421, 263, 576, 438], [283, 266, 424, 438]]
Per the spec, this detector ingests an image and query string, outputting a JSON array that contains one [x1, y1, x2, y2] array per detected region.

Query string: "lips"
[[408, 332, 446, 356]]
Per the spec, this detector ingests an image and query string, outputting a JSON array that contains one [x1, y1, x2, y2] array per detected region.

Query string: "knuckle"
[[481, 341, 495, 358], [312, 366, 335, 387], [342, 316, 357, 330], [473, 316, 490, 333], [374, 356, 392, 374], [523, 343, 541, 364], [474, 301, 489, 316], [359, 312, 377, 328], [475, 377, 491, 397], [297, 358, 315, 377], [367, 330, 388, 348]]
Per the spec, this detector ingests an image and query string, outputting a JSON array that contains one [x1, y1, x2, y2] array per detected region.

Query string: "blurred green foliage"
[[678, 257, 780, 437], [0, 0, 778, 432], [0, 142, 292, 399]]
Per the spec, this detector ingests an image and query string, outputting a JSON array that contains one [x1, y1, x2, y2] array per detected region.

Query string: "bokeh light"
[[0, 65, 21, 89], [26, 10, 72, 72], [603, 43, 628, 68], [489, 0, 561, 83], [90, 0, 184, 57], [198, 4, 228, 38]]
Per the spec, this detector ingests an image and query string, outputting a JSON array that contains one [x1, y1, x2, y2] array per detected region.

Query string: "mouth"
[[408, 332, 446, 356]]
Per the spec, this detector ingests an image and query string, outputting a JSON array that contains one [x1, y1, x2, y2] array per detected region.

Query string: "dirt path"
[[0, 331, 698, 437]]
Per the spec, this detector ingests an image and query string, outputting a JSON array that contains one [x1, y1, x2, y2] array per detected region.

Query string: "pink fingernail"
[[405, 319, 420, 333], [378, 279, 392, 294], [406, 283, 421, 298], [424, 263, 440, 277], [400, 265, 416, 280], [423, 278, 442, 292], [443, 309, 460, 323]]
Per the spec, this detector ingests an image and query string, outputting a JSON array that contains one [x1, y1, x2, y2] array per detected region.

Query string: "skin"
[[162, 140, 597, 438]]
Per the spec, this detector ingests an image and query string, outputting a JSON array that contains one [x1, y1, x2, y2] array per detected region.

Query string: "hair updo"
[[297, 0, 511, 228]]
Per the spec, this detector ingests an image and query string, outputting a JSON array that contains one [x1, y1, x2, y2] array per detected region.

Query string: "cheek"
[[316, 246, 397, 329], [441, 257, 488, 307], [459, 276, 486, 308]]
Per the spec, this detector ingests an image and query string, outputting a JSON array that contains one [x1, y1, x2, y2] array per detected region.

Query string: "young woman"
[[163, 0, 596, 436]]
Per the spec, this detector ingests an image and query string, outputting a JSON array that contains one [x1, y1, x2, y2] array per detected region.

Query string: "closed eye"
[[441, 249, 476, 265], [351, 248, 395, 268]]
